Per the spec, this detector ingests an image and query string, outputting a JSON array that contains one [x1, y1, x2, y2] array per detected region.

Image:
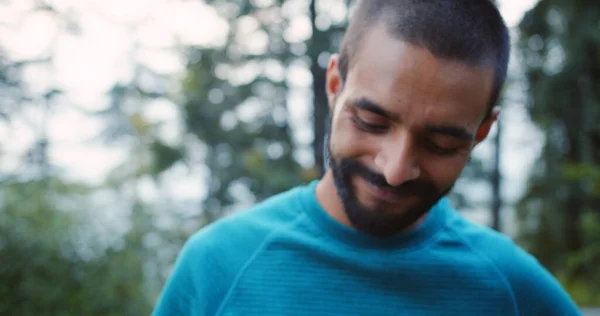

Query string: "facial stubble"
[[326, 133, 454, 238]]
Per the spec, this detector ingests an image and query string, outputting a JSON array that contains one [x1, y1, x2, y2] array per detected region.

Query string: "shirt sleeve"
[[152, 236, 204, 316], [503, 246, 582, 316], [151, 218, 258, 316]]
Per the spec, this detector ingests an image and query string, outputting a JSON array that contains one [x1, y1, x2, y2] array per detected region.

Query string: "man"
[[153, 0, 581, 315]]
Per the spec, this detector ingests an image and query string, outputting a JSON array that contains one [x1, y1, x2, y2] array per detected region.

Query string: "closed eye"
[[424, 139, 461, 155], [352, 116, 388, 134]]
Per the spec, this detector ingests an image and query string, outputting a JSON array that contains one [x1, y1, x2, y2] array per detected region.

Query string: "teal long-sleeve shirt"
[[153, 181, 581, 315]]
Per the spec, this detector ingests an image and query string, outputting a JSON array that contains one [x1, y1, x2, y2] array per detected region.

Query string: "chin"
[[362, 196, 421, 216], [330, 156, 446, 236]]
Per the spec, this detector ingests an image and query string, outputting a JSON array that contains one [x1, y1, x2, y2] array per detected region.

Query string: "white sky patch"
[[0, 0, 33, 25], [142, 98, 183, 146], [153, 1, 229, 47], [137, 175, 159, 204], [158, 162, 207, 202], [47, 107, 104, 145], [143, 98, 179, 125], [287, 60, 313, 87], [48, 144, 127, 184], [46, 0, 88, 15], [237, 15, 260, 35], [499, 98, 546, 203], [282, 0, 308, 19], [499, 0, 540, 27], [90, 0, 160, 25], [263, 59, 286, 82], [136, 22, 177, 48], [284, 16, 312, 43], [0, 117, 38, 173], [64, 89, 112, 112], [287, 89, 313, 146], [236, 98, 265, 123], [136, 48, 184, 75], [229, 62, 261, 86], [327, 0, 349, 25], [240, 30, 270, 55], [53, 13, 133, 94], [8, 10, 59, 60], [21, 63, 55, 96]]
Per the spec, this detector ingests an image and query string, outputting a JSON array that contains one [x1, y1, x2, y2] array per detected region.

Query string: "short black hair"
[[338, 0, 510, 115]]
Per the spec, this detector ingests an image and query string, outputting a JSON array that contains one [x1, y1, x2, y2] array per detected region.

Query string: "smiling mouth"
[[365, 181, 405, 202]]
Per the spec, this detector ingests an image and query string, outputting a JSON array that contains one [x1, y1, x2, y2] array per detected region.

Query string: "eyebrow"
[[351, 97, 474, 141], [352, 98, 401, 122], [425, 125, 474, 141]]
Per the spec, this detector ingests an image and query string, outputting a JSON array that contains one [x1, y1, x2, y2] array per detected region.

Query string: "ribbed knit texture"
[[153, 181, 581, 316]]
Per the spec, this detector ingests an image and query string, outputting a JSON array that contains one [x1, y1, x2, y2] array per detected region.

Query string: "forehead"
[[344, 24, 495, 129]]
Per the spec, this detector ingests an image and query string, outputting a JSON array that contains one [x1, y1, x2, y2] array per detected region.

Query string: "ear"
[[474, 107, 500, 145], [326, 54, 342, 111]]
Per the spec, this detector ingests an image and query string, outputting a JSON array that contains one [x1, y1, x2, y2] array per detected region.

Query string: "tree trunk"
[[309, 0, 329, 175], [491, 117, 502, 231]]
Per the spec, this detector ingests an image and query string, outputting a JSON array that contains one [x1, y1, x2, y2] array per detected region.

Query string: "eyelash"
[[352, 116, 388, 134], [353, 116, 458, 156], [425, 140, 459, 156], [353, 115, 460, 155]]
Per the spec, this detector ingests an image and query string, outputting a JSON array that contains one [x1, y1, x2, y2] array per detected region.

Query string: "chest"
[[216, 241, 516, 315]]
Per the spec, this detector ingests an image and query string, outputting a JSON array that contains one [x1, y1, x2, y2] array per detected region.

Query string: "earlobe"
[[474, 107, 500, 145], [326, 54, 342, 110]]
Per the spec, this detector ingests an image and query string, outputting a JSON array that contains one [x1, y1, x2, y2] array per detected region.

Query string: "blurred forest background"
[[0, 0, 598, 314]]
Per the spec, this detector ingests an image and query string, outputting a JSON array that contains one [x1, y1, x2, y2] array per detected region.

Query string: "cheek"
[[330, 114, 376, 158], [421, 154, 469, 188]]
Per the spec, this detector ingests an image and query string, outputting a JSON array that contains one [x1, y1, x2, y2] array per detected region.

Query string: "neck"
[[315, 170, 429, 234]]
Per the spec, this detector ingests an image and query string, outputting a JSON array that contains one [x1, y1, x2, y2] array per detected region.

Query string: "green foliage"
[[0, 180, 153, 315], [180, 1, 325, 219], [149, 140, 185, 175], [517, 0, 600, 305], [559, 209, 600, 305]]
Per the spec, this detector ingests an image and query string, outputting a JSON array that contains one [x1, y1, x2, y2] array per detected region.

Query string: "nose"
[[374, 132, 420, 187]]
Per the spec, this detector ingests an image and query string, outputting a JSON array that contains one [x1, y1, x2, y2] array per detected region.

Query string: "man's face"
[[325, 25, 496, 237]]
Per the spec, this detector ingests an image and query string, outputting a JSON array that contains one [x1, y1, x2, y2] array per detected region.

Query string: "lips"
[[366, 181, 405, 202]]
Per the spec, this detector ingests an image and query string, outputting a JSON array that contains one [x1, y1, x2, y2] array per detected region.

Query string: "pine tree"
[[517, 0, 600, 305]]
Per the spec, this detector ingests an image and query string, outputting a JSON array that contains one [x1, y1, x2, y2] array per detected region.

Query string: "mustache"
[[337, 158, 430, 197]]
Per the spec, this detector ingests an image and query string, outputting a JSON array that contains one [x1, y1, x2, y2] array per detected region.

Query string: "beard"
[[326, 135, 453, 238]]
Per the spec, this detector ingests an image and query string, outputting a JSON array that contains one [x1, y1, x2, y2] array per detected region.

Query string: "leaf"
[[150, 141, 184, 175]]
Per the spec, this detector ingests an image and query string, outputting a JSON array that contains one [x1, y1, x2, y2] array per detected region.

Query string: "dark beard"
[[327, 139, 452, 238]]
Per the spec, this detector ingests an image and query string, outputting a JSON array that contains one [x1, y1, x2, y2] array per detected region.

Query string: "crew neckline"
[[299, 180, 450, 250]]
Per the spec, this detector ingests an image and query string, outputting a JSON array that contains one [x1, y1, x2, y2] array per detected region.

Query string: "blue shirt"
[[153, 181, 581, 315]]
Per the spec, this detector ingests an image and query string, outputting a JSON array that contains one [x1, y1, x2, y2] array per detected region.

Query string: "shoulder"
[[444, 211, 581, 315], [153, 185, 308, 315], [183, 184, 307, 268], [189, 184, 306, 252]]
